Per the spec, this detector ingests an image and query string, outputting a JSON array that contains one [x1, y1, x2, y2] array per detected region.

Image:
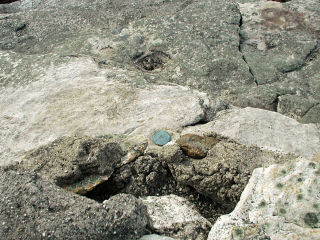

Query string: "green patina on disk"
[[152, 130, 171, 146]]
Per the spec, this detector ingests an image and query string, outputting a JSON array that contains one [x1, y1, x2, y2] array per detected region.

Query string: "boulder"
[[141, 195, 211, 240], [0, 57, 212, 166], [208, 158, 320, 240], [0, 169, 149, 240], [12, 135, 147, 195], [182, 107, 320, 159]]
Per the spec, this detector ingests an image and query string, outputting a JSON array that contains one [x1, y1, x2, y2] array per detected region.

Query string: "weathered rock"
[[182, 107, 320, 159], [0, 57, 212, 166], [225, 0, 320, 123], [139, 235, 176, 240], [14, 135, 147, 195], [86, 154, 175, 201], [239, 1, 319, 84], [0, 169, 149, 239], [176, 134, 219, 159], [141, 195, 211, 240], [169, 138, 294, 209], [208, 158, 320, 240]]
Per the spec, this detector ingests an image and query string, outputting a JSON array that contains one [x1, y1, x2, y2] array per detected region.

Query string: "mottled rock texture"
[[176, 134, 219, 159], [0, 57, 211, 166], [0, 169, 149, 240], [12, 135, 147, 194], [208, 158, 320, 240], [169, 137, 294, 209], [1, 0, 320, 167], [141, 195, 211, 240]]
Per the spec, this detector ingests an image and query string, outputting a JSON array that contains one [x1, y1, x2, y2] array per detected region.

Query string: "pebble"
[[176, 134, 219, 159]]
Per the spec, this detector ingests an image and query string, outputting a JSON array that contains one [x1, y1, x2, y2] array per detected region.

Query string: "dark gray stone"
[[0, 169, 149, 240]]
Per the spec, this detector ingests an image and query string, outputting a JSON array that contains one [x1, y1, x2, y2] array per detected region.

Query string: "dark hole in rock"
[[267, 0, 291, 2], [84, 156, 229, 224], [136, 51, 170, 71], [0, 0, 19, 4]]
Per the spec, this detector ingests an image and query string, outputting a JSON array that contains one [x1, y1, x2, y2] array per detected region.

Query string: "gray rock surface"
[[0, 169, 149, 240], [226, 0, 320, 123], [0, 56, 211, 166], [182, 107, 320, 159], [139, 235, 176, 240], [141, 195, 211, 240], [169, 137, 294, 209], [12, 135, 147, 194], [1, 0, 320, 167], [208, 158, 320, 240], [0, 0, 320, 239]]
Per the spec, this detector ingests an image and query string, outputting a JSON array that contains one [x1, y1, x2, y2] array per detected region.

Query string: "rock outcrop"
[[208, 158, 320, 240], [13, 135, 147, 194], [1, 0, 320, 239], [0, 169, 149, 240]]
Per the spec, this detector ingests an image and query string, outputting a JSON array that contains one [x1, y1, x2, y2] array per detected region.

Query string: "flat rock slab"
[[141, 195, 211, 240], [0, 57, 210, 166], [0, 169, 149, 240], [182, 107, 320, 159], [208, 158, 320, 240]]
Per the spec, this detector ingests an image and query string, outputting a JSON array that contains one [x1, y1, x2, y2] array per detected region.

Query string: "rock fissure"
[[301, 102, 320, 118], [281, 39, 320, 73], [238, 10, 257, 86]]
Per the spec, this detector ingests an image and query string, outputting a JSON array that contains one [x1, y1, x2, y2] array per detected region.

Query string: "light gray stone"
[[182, 107, 320, 159], [141, 195, 211, 240], [139, 234, 176, 240], [0, 57, 211, 166], [208, 158, 320, 240]]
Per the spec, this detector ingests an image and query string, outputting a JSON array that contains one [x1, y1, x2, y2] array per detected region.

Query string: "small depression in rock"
[[136, 51, 170, 71], [0, 0, 19, 4], [267, 0, 291, 2], [84, 158, 230, 224]]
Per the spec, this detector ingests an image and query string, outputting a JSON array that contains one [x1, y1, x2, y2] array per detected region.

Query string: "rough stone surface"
[[208, 158, 320, 240], [0, 57, 211, 166], [141, 195, 211, 240], [229, 0, 320, 123], [0, 169, 149, 240], [182, 107, 320, 159], [85, 154, 175, 201], [139, 235, 176, 240], [11, 135, 147, 194], [169, 138, 294, 209]]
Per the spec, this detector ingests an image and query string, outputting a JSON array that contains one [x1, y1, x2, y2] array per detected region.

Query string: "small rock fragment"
[[176, 134, 218, 159], [141, 195, 211, 240]]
